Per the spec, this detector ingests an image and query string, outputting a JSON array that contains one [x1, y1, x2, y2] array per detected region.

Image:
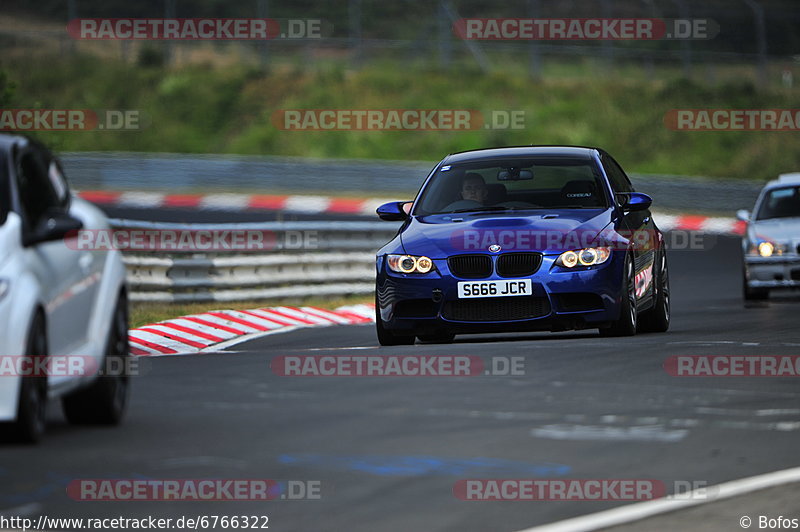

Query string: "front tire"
[[743, 275, 768, 301], [62, 291, 130, 425], [639, 250, 670, 333], [0, 312, 48, 444], [599, 255, 637, 337], [375, 296, 415, 346]]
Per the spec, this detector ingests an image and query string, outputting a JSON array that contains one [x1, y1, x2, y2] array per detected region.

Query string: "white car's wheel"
[[0, 311, 48, 443], [62, 292, 129, 425]]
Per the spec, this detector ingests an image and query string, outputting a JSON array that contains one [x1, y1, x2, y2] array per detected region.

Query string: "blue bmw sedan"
[[374, 146, 670, 345]]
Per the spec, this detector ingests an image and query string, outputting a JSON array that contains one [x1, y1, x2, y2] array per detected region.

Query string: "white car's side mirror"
[[736, 209, 750, 222]]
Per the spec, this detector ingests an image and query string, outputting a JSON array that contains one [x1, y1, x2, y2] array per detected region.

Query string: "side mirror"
[[376, 201, 411, 221], [736, 209, 751, 222], [23, 211, 83, 247], [620, 192, 652, 212]]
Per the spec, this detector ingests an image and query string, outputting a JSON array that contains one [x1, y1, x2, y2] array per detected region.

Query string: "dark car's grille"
[[442, 297, 551, 322], [448, 255, 492, 279], [496, 253, 542, 277]]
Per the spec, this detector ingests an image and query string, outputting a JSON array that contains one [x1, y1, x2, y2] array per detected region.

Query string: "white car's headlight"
[[750, 241, 787, 257], [387, 254, 434, 274], [556, 247, 612, 268]]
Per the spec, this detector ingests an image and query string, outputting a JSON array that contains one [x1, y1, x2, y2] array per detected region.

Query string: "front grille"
[[496, 253, 542, 277], [442, 296, 551, 321], [448, 255, 492, 279]]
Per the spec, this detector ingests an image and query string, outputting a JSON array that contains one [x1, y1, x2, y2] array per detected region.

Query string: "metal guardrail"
[[111, 218, 399, 303]]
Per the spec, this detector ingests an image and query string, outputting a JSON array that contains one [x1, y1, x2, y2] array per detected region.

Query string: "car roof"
[[764, 172, 800, 190], [442, 145, 599, 165]]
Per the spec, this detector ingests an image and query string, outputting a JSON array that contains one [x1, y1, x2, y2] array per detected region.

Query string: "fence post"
[[671, 0, 692, 79], [67, 0, 77, 55], [257, 0, 269, 71], [437, 0, 452, 69], [349, 0, 363, 67], [527, 0, 542, 81], [600, 0, 615, 74], [163, 0, 176, 66], [743, 0, 768, 88]]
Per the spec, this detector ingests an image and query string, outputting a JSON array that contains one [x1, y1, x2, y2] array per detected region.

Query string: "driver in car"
[[461, 173, 489, 204]]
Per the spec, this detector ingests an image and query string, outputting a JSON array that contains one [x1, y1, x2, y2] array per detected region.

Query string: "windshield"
[[756, 186, 800, 220], [413, 157, 607, 216]]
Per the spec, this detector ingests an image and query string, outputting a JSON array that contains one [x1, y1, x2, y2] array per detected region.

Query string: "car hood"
[[748, 218, 800, 244], [400, 209, 615, 257]]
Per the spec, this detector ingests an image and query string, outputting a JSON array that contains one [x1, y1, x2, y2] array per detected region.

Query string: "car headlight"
[[556, 247, 611, 268], [387, 254, 435, 274], [750, 241, 787, 257]]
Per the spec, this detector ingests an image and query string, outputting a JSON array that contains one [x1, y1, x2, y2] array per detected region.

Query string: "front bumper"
[[377, 253, 625, 335], [744, 255, 800, 289]]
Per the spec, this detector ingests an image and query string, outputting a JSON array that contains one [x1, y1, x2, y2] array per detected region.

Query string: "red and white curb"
[[78, 190, 745, 234], [128, 304, 375, 356], [650, 212, 744, 235], [78, 190, 399, 217]]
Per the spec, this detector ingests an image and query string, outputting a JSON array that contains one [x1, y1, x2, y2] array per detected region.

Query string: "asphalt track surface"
[[2, 235, 800, 532]]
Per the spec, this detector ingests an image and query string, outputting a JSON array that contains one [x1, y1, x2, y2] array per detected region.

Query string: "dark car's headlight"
[[387, 254, 435, 274], [556, 247, 612, 268]]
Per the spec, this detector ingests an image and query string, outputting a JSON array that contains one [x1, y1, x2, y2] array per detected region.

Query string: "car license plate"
[[457, 279, 532, 298]]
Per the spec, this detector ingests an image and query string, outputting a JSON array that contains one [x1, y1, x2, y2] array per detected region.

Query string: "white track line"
[[202, 326, 303, 352], [516, 465, 800, 532]]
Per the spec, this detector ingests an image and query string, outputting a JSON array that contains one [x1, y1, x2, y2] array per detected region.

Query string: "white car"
[[0, 135, 129, 443], [738, 173, 800, 300]]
